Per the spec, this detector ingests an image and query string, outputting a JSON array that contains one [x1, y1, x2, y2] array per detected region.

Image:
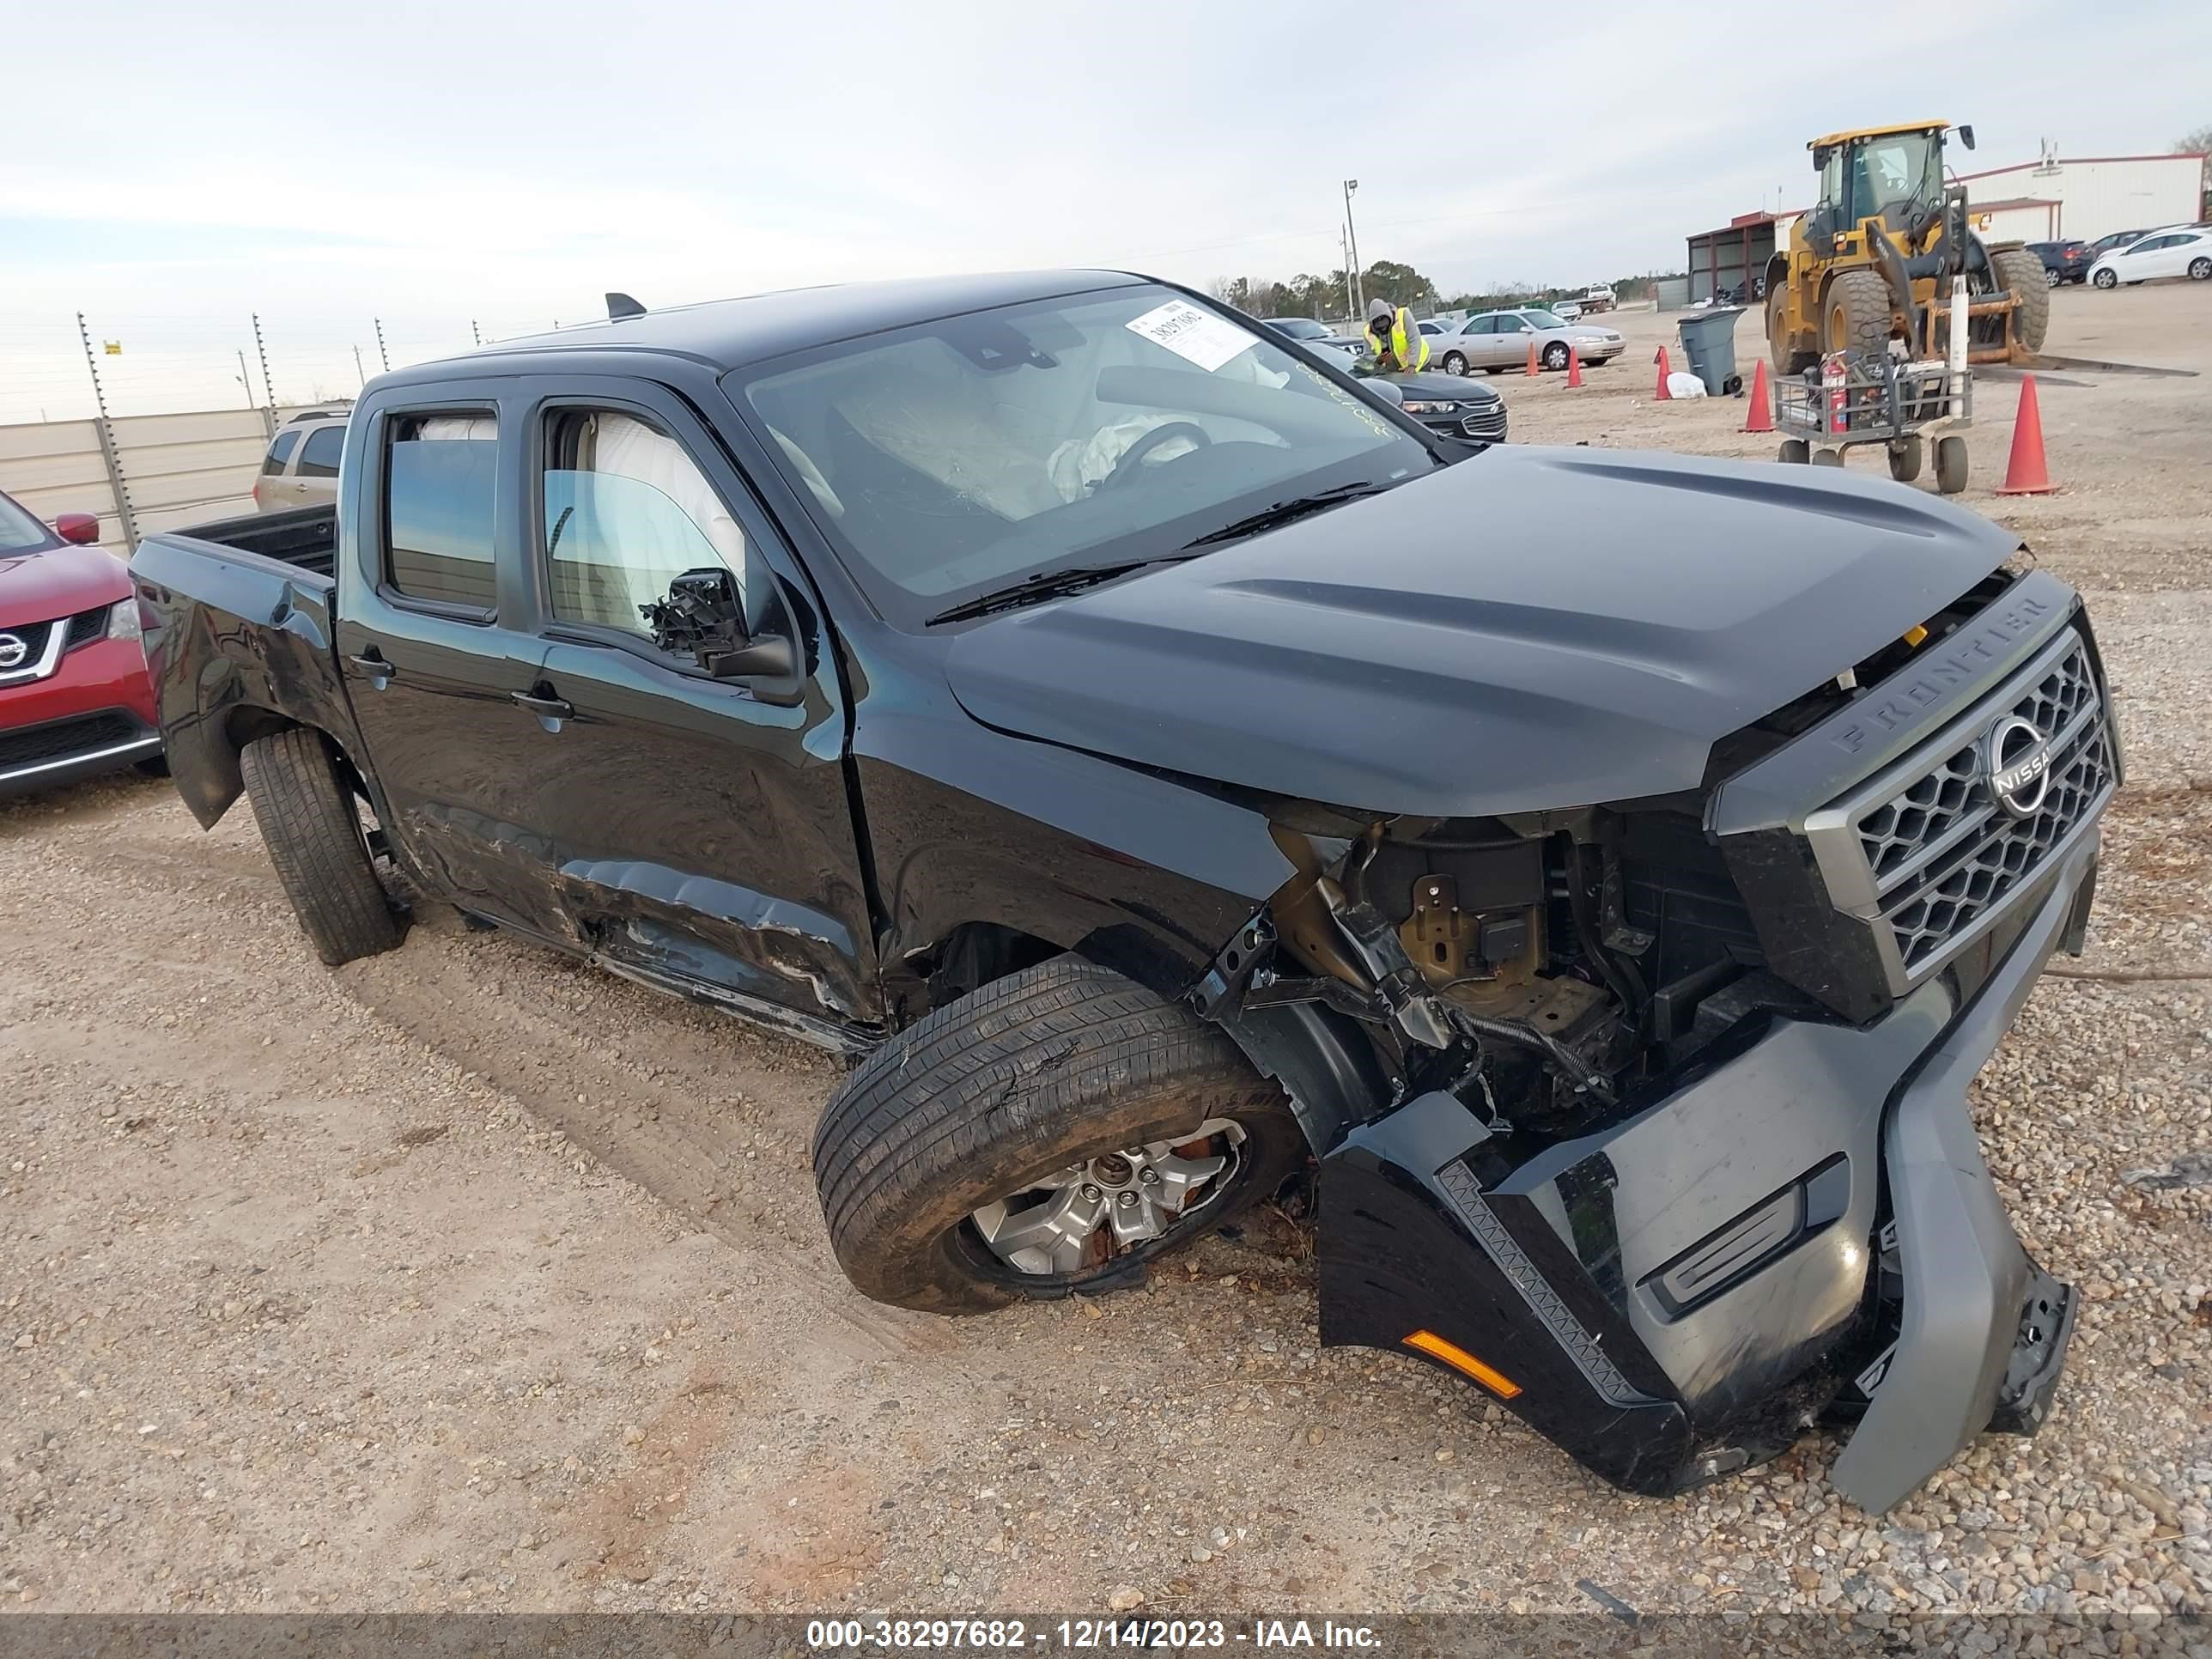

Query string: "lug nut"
[[1140, 1168, 1161, 1186], [1079, 1184, 1102, 1202], [1117, 1191, 1139, 1208]]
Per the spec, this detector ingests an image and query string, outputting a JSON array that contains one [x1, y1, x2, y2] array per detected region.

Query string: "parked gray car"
[[1428, 309, 1625, 375], [252, 410, 349, 512]]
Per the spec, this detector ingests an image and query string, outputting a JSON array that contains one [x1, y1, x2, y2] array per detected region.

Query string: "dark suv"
[[2025, 240, 2093, 286]]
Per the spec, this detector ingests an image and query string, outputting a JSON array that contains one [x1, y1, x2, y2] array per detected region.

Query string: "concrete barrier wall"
[[0, 405, 310, 554]]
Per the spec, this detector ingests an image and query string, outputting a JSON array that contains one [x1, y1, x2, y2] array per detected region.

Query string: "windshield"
[[0, 491, 54, 553], [1267, 316, 1331, 339], [733, 284, 1431, 628], [1850, 131, 1939, 220], [1520, 312, 1568, 331]]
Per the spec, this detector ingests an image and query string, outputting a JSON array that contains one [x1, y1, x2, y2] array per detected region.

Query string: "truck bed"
[[128, 505, 361, 830]]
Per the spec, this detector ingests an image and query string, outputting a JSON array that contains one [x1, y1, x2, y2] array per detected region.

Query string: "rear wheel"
[[1822, 268, 1893, 361], [812, 956, 1302, 1313], [1887, 435, 1924, 483], [1936, 435, 1969, 495], [2043, 266, 2062, 289], [1778, 438, 1809, 465], [1812, 448, 1844, 467], [1990, 246, 2050, 354], [240, 727, 406, 966]]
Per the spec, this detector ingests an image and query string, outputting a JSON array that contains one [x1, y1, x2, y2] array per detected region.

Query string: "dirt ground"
[[3, 283, 2209, 1621]]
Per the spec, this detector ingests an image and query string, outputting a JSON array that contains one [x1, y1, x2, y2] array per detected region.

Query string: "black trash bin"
[[1677, 307, 1746, 396]]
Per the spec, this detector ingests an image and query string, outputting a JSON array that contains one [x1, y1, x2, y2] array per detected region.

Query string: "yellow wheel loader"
[[1765, 122, 2048, 374]]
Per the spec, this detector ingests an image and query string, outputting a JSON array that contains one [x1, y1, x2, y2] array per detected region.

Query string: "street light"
[[1343, 179, 1364, 319]]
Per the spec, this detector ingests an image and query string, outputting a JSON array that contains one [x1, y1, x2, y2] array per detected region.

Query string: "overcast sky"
[[4, 0, 2208, 418]]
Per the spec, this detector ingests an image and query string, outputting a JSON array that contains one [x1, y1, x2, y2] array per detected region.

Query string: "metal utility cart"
[[1775, 349, 1972, 494]]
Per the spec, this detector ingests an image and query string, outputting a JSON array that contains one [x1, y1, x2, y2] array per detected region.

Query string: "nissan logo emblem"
[[1984, 716, 2052, 818], [0, 633, 27, 672]]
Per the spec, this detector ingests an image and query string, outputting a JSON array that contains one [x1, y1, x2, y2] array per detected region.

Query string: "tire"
[[1542, 342, 1570, 371], [1812, 448, 1844, 467], [2093, 268, 2118, 289], [1769, 283, 1815, 375], [1822, 267, 1893, 361], [1442, 351, 1468, 375], [240, 727, 405, 967], [2043, 267, 2061, 289], [812, 955, 1301, 1314], [1936, 435, 1969, 495], [2191, 258, 2212, 282], [1990, 246, 2049, 354], [1887, 435, 1924, 483], [1778, 438, 1809, 465]]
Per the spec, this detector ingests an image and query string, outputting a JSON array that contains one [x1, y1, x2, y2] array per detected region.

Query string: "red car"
[[0, 489, 161, 798]]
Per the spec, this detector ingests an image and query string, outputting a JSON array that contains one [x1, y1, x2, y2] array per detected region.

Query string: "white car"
[[2088, 227, 2212, 289]]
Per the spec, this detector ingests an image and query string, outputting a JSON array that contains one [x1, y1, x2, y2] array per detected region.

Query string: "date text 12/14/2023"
[[804, 1619, 1384, 1650]]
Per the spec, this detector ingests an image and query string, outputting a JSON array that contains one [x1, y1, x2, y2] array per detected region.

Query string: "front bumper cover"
[[1318, 833, 2095, 1510]]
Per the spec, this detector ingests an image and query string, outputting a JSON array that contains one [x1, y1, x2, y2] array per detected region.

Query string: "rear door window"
[[384, 413, 499, 612], [296, 425, 343, 478], [261, 430, 300, 474]]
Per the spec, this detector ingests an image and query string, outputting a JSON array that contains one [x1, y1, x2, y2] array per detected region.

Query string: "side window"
[[296, 425, 343, 478], [261, 430, 300, 474], [385, 412, 498, 611], [540, 410, 748, 644]]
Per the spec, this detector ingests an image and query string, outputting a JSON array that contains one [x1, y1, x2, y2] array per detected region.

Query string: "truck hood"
[[0, 543, 130, 628], [944, 446, 2019, 817]]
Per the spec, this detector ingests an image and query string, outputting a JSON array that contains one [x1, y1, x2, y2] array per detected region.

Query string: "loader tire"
[[1769, 283, 1816, 375], [1990, 246, 2049, 355], [811, 955, 1300, 1314], [240, 727, 406, 967], [1822, 268, 1893, 361]]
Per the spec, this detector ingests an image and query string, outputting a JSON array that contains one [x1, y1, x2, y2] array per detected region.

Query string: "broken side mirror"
[[640, 567, 805, 704]]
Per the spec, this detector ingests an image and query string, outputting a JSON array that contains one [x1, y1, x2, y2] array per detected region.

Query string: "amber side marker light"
[[1403, 1329, 1522, 1399]]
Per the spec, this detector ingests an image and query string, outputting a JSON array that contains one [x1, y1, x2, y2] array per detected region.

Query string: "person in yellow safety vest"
[[1364, 298, 1430, 373]]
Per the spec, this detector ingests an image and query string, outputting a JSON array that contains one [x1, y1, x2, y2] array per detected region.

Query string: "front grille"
[[1461, 409, 1507, 440], [0, 711, 141, 773], [64, 605, 110, 648], [1807, 629, 2114, 988]]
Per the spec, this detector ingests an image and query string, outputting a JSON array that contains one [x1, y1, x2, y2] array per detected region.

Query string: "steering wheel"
[[1100, 421, 1212, 490]]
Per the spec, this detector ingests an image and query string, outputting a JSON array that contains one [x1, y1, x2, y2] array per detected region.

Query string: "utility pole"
[[234, 351, 255, 410], [1340, 228, 1356, 320], [76, 313, 139, 550], [354, 345, 368, 388], [374, 318, 390, 374], [251, 313, 277, 434], [1343, 179, 1364, 318]]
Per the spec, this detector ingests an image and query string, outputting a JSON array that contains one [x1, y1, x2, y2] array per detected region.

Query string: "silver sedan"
[[1425, 309, 1625, 375]]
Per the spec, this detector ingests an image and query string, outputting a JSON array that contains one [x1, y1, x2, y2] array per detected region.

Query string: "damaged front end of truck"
[[1187, 569, 2113, 1513]]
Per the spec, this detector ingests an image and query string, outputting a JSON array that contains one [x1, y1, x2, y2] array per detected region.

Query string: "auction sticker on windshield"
[[1125, 299, 1256, 372]]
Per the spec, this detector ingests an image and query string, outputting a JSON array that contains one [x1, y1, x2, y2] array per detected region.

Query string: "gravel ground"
[[2, 284, 2208, 1625]]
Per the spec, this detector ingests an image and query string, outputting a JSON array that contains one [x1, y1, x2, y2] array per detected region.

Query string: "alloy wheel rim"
[[969, 1119, 1247, 1276]]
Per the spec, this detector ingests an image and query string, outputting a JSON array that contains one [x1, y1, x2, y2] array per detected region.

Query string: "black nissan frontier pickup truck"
[[131, 270, 2115, 1514]]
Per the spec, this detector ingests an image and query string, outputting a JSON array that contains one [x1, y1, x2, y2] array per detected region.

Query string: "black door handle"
[[510, 689, 574, 720], [348, 652, 394, 688]]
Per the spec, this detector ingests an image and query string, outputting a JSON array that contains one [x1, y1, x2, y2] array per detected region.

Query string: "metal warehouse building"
[[1684, 147, 2206, 303]]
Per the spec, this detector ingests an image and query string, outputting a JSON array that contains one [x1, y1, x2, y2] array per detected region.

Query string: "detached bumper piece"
[[1319, 838, 2095, 1511]]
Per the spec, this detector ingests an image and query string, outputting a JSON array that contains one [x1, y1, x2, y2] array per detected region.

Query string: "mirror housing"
[[641, 567, 805, 703], [53, 512, 100, 545], [1956, 125, 1976, 151]]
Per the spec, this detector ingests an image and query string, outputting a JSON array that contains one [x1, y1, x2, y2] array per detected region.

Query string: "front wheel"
[[1778, 438, 1809, 465], [1811, 448, 1844, 467], [2191, 258, 2212, 282], [1887, 435, 1924, 483], [1936, 435, 1969, 495], [1542, 342, 1570, 371], [1442, 350, 1468, 375], [2093, 268, 2118, 289], [811, 957, 1302, 1313]]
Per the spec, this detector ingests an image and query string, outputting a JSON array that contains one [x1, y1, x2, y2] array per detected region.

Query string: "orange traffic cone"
[[1741, 359, 1774, 433], [1565, 344, 1583, 388], [1995, 375, 2055, 495], [1525, 340, 1540, 376], [1654, 346, 1674, 401]]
